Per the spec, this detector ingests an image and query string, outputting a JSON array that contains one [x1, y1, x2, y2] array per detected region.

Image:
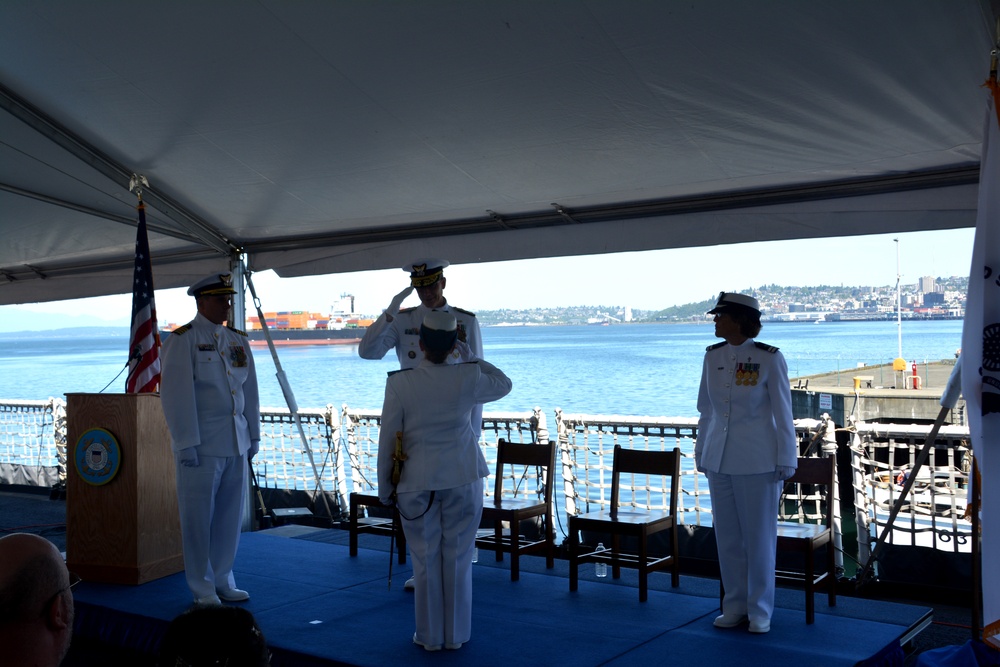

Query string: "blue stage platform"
[[68, 529, 930, 666]]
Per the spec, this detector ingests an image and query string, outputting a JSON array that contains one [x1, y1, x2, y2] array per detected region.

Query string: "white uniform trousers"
[[175, 453, 247, 598], [706, 470, 781, 623], [398, 480, 483, 648]]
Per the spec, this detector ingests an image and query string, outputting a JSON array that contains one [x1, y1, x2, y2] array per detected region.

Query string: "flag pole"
[[125, 173, 161, 394]]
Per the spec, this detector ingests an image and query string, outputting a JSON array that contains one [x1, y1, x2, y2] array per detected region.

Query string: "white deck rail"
[[0, 399, 972, 568]]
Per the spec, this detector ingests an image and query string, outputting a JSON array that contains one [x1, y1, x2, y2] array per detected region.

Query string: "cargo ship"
[[243, 294, 372, 347], [162, 294, 373, 347]]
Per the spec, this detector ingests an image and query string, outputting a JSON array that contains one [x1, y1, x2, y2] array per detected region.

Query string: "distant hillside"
[[476, 277, 967, 326], [0, 305, 129, 334], [647, 296, 720, 322], [0, 326, 129, 339]]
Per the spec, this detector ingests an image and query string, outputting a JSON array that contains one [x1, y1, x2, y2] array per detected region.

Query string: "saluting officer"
[[377, 311, 512, 652], [160, 272, 261, 607], [359, 259, 483, 369], [359, 259, 486, 592], [694, 292, 797, 635]]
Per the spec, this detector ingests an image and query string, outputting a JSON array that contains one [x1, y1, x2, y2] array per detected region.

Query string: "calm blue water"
[[0, 320, 963, 417]]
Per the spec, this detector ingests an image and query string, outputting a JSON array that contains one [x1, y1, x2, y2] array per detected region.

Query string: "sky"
[[0, 227, 977, 332]]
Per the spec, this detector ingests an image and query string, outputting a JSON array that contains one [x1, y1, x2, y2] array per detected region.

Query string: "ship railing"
[[554, 410, 705, 529], [339, 406, 543, 517], [0, 399, 975, 566], [553, 412, 831, 532], [0, 398, 65, 487], [338, 409, 831, 540], [848, 421, 972, 559], [255, 405, 347, 517]]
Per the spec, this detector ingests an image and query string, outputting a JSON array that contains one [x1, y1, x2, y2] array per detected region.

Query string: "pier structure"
[[790, 359, 965, 427]]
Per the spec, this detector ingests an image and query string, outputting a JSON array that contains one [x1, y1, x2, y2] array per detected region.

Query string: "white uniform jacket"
[[694, 338, 797, 475], [160, 313, 261, 457], [377, 359, 512, 505], [358, 300, 483, 369]]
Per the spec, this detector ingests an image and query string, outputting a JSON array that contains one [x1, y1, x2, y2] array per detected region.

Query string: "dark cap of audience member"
[[156, 605, 270, 667]]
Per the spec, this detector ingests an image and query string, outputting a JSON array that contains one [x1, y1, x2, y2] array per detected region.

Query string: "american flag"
[[126, 201, 161, 393]]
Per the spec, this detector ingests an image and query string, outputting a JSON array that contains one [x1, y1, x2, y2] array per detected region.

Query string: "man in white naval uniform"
[[694, 292, 797, 635], [359, 258, 484, 590], [359, 259, 483, 372], [377, 311, 512, 652], [160, 273, 261, 606]]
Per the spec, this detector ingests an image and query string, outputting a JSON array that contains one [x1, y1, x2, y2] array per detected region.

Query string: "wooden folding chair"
[[348, 492, 406, 564], [776, 455, 837, 623], [476, 438, 556, 581], [568, 445, 680, 602]]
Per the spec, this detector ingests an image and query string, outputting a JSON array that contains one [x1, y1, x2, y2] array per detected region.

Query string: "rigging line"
[[854, 403, 953, 590], [244, 266, 336, 523]]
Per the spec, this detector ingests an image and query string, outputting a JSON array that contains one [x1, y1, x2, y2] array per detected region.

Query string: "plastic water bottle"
[[472, 547, 479, 563], [595, 543, 607, 578]]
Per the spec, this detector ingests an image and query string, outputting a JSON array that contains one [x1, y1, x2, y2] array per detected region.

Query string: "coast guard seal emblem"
[[74, 427, 122, 486]]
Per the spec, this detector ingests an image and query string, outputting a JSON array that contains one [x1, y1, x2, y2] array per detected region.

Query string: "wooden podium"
[[66, 393, 184, 584]]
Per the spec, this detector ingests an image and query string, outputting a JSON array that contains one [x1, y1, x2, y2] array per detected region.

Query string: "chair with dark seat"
[[776, 455, 837, 624], [476, 438, 556, 581], [348, 492, 406, 565], [568, 445, 680, 602]]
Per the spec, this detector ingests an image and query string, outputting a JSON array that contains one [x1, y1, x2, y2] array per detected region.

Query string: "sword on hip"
[[387, 430, 406, 590]]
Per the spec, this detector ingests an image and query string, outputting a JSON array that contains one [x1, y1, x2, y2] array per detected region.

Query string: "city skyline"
[[0, 227, 977, 333]]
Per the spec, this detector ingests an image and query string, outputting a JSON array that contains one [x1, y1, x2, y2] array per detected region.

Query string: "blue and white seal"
[[74, 427, 122, 486]]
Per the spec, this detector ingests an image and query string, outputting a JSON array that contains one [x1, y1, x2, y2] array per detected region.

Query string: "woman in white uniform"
[[377, 311, 512, 652], [694, 292, 797, 635]]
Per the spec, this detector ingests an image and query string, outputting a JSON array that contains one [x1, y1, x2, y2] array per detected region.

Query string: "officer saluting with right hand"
[[358, 259, 483, 369], [358, 259, 487, 593]]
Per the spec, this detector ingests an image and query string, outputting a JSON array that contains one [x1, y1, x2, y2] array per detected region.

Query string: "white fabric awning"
[[0, 1, 993, 304]]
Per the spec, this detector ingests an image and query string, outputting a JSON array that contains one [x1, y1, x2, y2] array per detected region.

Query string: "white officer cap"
[[403, 259, 449, 288], [419, 310, 458, 352], [187, 273, 236, 297], [707, 291, 761, 316]]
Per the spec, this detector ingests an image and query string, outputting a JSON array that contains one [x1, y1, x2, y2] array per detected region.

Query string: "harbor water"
[[0, 319, 964, 416]]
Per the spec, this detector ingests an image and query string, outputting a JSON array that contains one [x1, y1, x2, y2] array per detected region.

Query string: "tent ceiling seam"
[[0, 81, 236, 256], [0, 182, 204, 243], [243, 166, 980, 256], [0, 248, 226, 285]]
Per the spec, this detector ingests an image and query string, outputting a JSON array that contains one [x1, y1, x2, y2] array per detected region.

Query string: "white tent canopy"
[[0, 1, 994, 305]]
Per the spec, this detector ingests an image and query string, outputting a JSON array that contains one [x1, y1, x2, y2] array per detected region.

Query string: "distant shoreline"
[[0, 315, 966, 338]]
